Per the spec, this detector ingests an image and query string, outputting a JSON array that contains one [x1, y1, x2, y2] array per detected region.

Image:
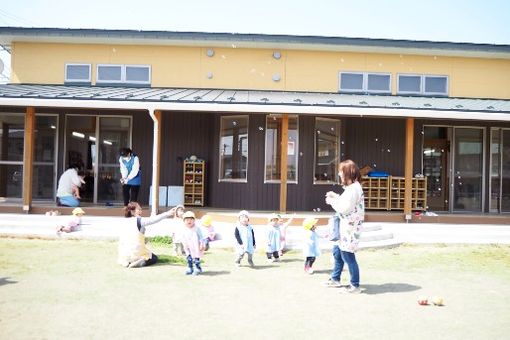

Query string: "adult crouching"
[[118, 202, 175, 268]]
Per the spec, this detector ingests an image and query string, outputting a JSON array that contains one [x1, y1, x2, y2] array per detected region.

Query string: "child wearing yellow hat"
[[200, 214, 216, 251], [57, 207, 85, 234], [302, 217, 321, 274]]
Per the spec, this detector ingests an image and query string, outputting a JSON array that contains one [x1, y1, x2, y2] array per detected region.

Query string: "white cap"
[[238, 210, 250, 218]]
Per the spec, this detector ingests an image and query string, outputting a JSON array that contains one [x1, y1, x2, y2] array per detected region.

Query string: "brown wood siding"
[[208, 113, 281, 210], [344, 117, 407, 176]]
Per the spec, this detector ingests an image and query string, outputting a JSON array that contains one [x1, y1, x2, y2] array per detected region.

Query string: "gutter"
[[0, 97, 509, 121], [147, 107, 159, 216]]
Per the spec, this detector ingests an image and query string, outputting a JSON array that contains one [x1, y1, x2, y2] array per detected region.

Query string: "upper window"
[[398, 74, 448, 96], [339, 72, 391, 94], [264, 115, 299, 183], [219, 116, 248, 181], [314, 118, 341, 184], [65, 64, 91, 83], [97, 64, 151, 85]]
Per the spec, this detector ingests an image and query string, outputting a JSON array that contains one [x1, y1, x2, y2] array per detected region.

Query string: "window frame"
[[424, 75, 449, 96], [263, 114, 299, 184], [96, 64, 152, 86], [313, 117, 341, 185], [218, 115, 249, 183], [124, 64, 152, 85], [339, 71, 391, 94], [96, 64, 124, 84], [64, 63, 91, 83], [397, 73, 449, 96], [338, 72, 365, 93]]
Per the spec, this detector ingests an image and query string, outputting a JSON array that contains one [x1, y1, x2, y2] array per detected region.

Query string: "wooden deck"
[[1, 203, 509, 226]]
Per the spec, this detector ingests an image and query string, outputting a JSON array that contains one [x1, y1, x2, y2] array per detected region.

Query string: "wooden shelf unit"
[[362, 176, 427, 211], [183, 160, 205, 206], [361, 177, 390, 210]]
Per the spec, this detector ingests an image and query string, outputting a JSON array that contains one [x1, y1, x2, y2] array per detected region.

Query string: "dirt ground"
[[0, 238, 509, 340]]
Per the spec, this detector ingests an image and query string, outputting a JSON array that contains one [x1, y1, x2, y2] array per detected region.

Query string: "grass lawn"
[[1, 238, 509, 340]]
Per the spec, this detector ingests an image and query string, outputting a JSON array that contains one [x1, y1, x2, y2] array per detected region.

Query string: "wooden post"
[[22, 107, 36, 212], [404, 118, 414, 220], [279, 114, 289, 213]]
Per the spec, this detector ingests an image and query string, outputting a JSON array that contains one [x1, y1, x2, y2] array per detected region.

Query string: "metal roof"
[[0, 84, 509, 115], [1, 27, 510, 59]]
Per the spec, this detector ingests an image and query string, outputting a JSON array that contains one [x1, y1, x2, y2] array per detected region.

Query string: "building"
[[1, 27, 510, 220]]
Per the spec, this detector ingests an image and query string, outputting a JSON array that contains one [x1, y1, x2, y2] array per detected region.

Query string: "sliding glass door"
[[65, 115, 131, 204], [490, 128, 510, 213], [452, 128, 484, 212]]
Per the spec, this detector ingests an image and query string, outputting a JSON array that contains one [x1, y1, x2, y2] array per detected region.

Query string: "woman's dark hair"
[[124, 201, 141, 218], [120, 147, 132, 157], [339, 159, 361, 185]]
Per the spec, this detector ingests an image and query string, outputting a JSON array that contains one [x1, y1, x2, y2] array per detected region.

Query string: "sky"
[[1, 0, 510, 81]]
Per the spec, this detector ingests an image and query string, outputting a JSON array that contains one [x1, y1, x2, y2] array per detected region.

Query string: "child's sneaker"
[[322, 278, 342, 287], [185, 268, 194, 275], [306, 267, 314, 274], [340, 285, 362, 294], [128, 258, 146, 268]]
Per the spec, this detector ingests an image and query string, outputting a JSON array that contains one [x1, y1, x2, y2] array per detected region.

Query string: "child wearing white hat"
[[56, 207, 85, 234], [302, 217, 321, 274], [168, 205, 186, 256], [234, 210, 256, 267], [181, 211, 206, 275]]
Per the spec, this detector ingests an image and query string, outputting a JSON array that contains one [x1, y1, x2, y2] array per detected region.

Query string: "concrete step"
[[359, 238, 402, 249]]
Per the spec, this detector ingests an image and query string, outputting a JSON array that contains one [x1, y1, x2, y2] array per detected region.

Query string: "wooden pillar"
[[279, 114, 289, 213], [404, 117, 415, 220], [151, 110, 162, 214], [22, 107, 36, 212]]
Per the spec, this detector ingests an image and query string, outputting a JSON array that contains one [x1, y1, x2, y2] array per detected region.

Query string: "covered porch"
[[1, 84, 510, 221]]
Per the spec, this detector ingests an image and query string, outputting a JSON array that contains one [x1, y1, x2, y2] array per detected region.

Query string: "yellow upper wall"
[[11, 42, 510, 99]]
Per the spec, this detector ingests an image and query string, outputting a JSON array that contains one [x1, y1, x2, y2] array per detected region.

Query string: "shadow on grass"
[[279, 258, 303, 263], [0, 277, 17, 287], [200, 270, 231, 276], [155, 255, 186, 265], [362, 283, 421, 295]]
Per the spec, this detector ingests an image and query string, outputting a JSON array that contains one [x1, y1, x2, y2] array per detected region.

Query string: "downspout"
[[148, 107, 159, 216]]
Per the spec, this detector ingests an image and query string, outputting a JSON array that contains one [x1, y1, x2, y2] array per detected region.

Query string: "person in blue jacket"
[[119, 147, 141, 206]]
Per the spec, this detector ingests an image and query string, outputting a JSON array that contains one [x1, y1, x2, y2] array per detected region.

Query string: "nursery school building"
[[1, 27, 510, 223]]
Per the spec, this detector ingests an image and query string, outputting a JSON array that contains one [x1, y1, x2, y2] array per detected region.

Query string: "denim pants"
[[331, 245, 360, 287]]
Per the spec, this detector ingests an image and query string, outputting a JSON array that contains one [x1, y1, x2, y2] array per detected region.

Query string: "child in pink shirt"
[[57, 208, 85, 234], [181, 211, 206, 275]]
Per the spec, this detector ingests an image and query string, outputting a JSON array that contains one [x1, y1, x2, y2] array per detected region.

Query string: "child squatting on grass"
[[265, 213, 282, 262], [117, 202, 174, 268], [234, 210, 256, 267], [181, 211, 206, 275], [200, 214, 216, 251], [302, 217, 321, 274], [56, 207, 85, 234]]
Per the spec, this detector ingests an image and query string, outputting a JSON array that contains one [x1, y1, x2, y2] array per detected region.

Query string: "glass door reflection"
[[97, 117, 130, 203], [65, 116, 96, 203], [453, 128, 484, 212]]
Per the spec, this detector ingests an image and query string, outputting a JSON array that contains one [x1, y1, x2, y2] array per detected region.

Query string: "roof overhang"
[[1, 27, 510, 59], [1, 84, 510, 122]]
